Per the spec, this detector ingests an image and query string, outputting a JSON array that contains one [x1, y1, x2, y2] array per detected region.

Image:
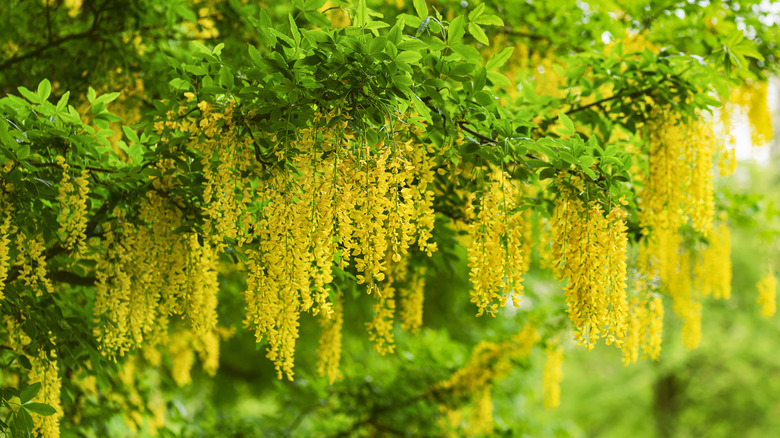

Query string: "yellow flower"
[[757, 271, 777, 318]]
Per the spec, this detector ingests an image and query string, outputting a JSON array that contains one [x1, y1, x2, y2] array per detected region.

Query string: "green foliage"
[[0, 0, 779, 436]]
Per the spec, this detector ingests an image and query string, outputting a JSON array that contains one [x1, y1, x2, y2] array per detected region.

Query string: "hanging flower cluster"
[[638, 111, 731, 350], [55, 156, 90, 256], [757, 270, 777, 318], [465, 168, 530, 316], [438, 324, 539, 436], [550, 179, 629, 350]]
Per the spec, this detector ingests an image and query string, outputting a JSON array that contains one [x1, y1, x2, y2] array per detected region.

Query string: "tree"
[[0, 0, 778, 436]]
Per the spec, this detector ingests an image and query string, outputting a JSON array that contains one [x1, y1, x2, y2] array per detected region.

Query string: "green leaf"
[[17, 87, 40, 104], [288, 13, 301, 45], [365, 21, 389, 30], [355, 0, 369, 27], [486, 47, 514, 70], [94, 92, 121, 106], [87, 87, 96, 103], [303, 0, 327, 10], [122, 126, 140, 144], [448, 15, 466, 46], [468, 23, 489, 45], [450, 43, 481, 61], [56, 91, 70, 112], [19, 383, 40, 405], [396, 51, 422, 64], [37, 79, 51, 102], [248, 45, 263, 66], [219, 65, 234, 89], [468, 3, 485, 21], [16, 144, 30, 161], [369, 36, 387, 54], [473, 67, 486, 91], [169, 78, 190, 91], [472, 15, 503, 26], [397, 38, 429, 51], [184, 65, 208, 76], [486, 70, 510, 87], [417, 16, 430, 35], [16, 409, 34, 436], [411, 94, 431, 122], [23, 403, 56, 416], [413, 0, 427, 18], [558, 111, 575, 136]]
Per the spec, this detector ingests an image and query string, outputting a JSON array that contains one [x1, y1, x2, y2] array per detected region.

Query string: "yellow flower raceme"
[[438, 324, 538, 435], [317, 297, 344, 385], [550, 189, 629, 350], [56, 157, 90, 256], [757, 271, 777, 318], [29, 348, 62, 438], [542, 343, 563, 409], [16, 234, 53, 296], [0, 212, 12, 298], [399, 267, 426, 334], [466, 169, 528, 316]]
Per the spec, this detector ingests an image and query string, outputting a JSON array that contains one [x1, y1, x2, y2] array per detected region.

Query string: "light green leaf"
[[94, 92, 121, 106], [450, 43, 481, 61], [468, 22, 489, 45], [397, 38, 429, 51], [413, 0, 427, 19], [37, 79, 51, 102], [248, 45, 263, 66], [17, 86, 40, 104], [288, 13, 301, 45], [56, 91, 70, 112], [486, 70, 510, 87], [396, 51, 422, 64], [169, 78, 190, 91], [365, 21, 389, 30], [122, 126, 140, 144], [472, 15, 503, 26], [468, 3, 485, 21], [486, 47, 514, 70], [557, 111, 575, 136], [448, 15, 466, 46], [355, 0, 368, 27]]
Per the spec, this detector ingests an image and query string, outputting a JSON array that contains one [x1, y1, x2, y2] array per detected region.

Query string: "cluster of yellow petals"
[[550, 185, 629, 350], [466, 169, 528, 316], [93, 196, 223, 379], [757, 270, 777, 318], [317, 298, 344, 385], [640, 112, 716, 240], [15, 234, 53, 296], [438, 324, 539, 436], [243, 112, 438, 379], [28, 348, 62, 438], [637, 110, 732, 350], [0, 211, 12, 298], [727, 82, 773, 146], [696, 223, 732, 300], [399, 266, 426, 334], [542, 342, 563, 409], [621, 281, 664, 364], [56, 156, 90, 256]]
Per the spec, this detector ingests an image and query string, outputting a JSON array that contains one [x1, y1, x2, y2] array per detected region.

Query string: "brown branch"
[[26, 161, 118, 174], [48, 270, 96, 287]]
